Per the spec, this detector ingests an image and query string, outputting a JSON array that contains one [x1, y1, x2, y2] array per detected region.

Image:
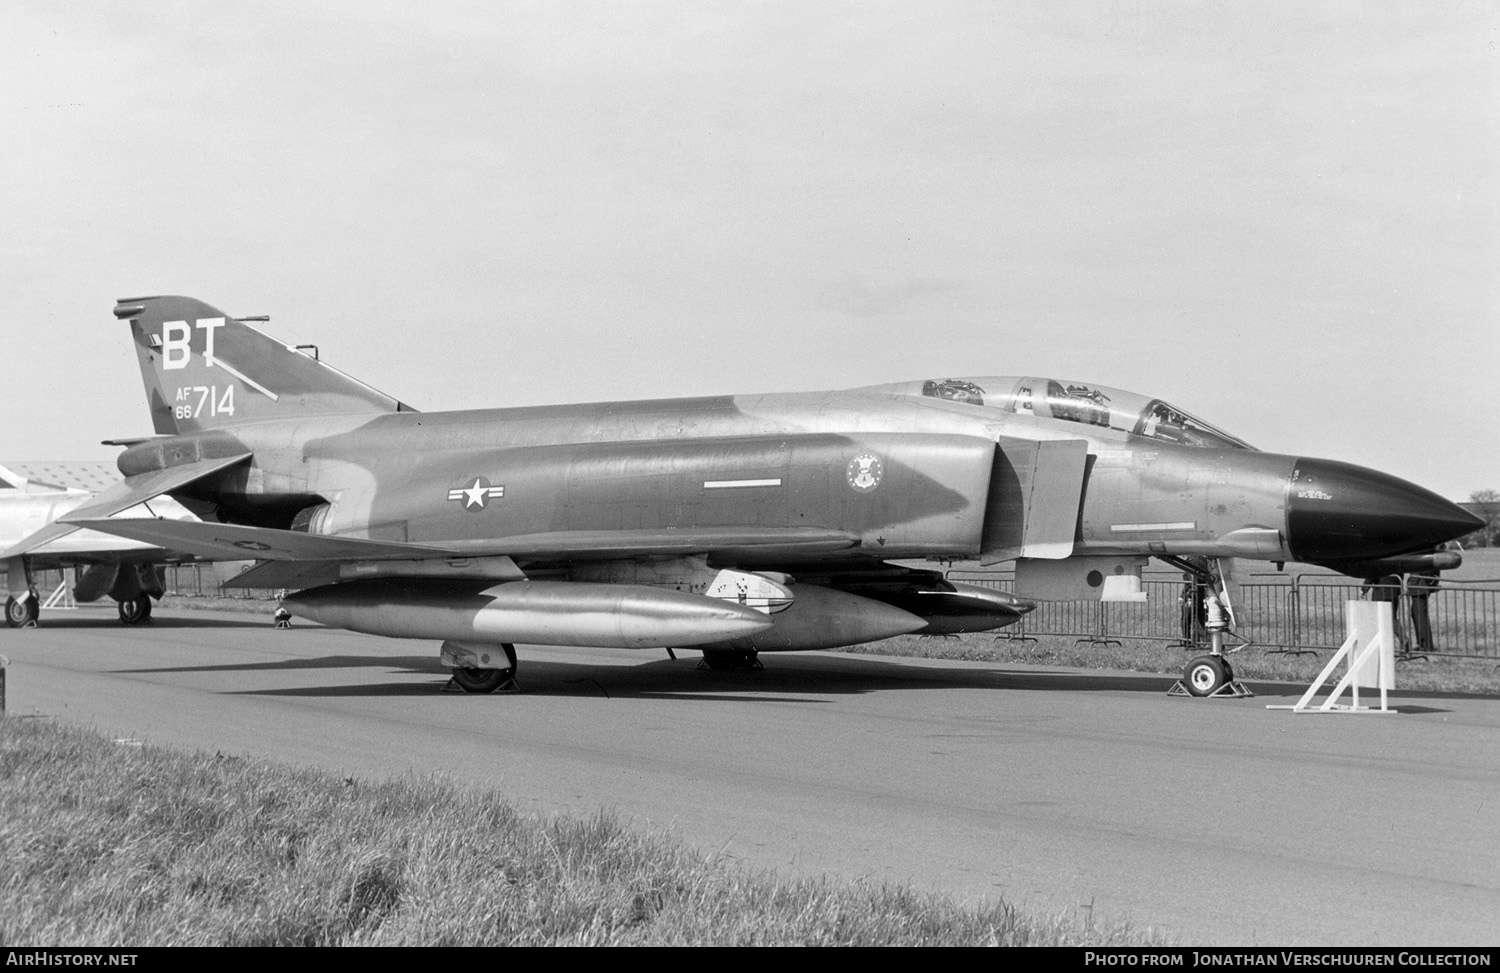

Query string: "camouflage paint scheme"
[[22, 296, 1479, 687]]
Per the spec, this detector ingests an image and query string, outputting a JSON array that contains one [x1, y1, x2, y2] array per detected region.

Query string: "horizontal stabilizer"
[[58, 454, 251, 523], [1, 454, 250, 559]]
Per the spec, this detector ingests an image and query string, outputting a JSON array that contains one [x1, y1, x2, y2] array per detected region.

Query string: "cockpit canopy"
[[880, 376, 1254, 450]]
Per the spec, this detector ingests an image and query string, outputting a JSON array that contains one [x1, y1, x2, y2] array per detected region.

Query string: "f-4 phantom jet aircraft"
[[29, 296, 1479, 695]]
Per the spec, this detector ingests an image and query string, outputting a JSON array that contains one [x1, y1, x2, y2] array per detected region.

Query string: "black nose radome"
[[1286, 458, 1482, 563]]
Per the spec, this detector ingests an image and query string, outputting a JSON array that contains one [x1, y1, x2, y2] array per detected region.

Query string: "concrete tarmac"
[[3, 606, 1498, 946]]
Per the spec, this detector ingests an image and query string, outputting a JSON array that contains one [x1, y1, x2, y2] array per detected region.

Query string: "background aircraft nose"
[[1286, 458, 1482, 562]]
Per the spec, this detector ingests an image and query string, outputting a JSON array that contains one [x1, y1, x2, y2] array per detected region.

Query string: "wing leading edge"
[[65, 517, 864, 589]]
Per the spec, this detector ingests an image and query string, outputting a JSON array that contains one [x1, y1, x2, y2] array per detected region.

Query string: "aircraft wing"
[[64, 518, 454, 562], [69, 518, 864, 589], [436, 526, 861, 560]]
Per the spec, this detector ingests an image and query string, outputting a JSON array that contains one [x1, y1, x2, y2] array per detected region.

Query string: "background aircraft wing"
[[2, 522, 81, 562]]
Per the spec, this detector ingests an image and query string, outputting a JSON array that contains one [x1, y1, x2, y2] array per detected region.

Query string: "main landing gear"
[[698, 648, 763, 671], [443, 641, 520, 694], [5, 591, 39, 628], [117, 595, 153, 625], [3, 592, 154, 627]]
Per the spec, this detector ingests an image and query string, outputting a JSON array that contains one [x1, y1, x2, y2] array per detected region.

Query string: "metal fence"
[[950, 571, 1500, 660], [25, 565, 272, 604], [160, 563, 267, 599]]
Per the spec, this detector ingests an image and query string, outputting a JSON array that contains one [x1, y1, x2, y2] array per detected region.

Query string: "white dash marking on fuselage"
[[703, 478, 783, 489]]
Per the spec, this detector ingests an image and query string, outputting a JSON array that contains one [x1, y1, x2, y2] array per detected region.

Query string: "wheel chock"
[[442, 675, 520, 694], [1168, 679, 1254, 698]]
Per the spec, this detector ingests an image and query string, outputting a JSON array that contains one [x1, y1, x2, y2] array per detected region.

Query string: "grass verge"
[[0, 718, 1168, 947]]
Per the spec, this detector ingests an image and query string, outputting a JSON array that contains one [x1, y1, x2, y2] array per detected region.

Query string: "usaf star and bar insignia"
[[448, 476, 505, 511]]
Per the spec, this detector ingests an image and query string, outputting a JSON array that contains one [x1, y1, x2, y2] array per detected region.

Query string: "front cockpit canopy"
[[908, 377, 1254, 450]]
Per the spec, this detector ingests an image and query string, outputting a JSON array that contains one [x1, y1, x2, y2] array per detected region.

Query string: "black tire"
[[6, 594, 38, 628], [451, 667, 511, 693], [118, 596, 153, 625], [1184, 655, 1228, 697], [701, 649, 760, 671]]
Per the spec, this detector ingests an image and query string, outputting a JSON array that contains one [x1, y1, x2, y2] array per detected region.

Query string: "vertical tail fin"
[[113, 296, 416, 435]]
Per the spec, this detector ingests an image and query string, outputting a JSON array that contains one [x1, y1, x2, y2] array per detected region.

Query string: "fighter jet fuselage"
[[111, 389, 1463, 573], [33, 296, 1477, 690]]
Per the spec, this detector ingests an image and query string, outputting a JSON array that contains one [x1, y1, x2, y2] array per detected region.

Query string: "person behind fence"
[[1179, 575, 1196, 642], [1177, 559, 1210, 645], [1406, 570, 1439, 655], [273, 605, 292, 629], [1361, 573, 1408, 653]]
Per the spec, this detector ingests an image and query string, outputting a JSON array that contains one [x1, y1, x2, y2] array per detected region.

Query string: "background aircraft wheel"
[[118, 596, 153, 625], [1184, 655, 1228, 697], [701, 649, 760, 671], [451, 667, 511, 693], [6, 594, 39, 628]]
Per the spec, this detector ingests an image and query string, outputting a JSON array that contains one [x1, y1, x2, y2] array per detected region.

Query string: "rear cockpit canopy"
[[873, 376, 1254, 450]]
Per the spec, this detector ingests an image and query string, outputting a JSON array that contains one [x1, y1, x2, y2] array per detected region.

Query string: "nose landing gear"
[[1164, 556, 1253, 699], [1180, 653, 1248, 697]]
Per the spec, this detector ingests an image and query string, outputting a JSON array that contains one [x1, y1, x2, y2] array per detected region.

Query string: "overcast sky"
[[4, 2, 1495, 500]]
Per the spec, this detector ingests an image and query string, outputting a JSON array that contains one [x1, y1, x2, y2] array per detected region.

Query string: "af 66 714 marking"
[[172, 384, 234, 420]]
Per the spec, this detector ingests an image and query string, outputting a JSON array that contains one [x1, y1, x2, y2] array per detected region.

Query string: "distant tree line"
[[1465, 489, 1500, 547]]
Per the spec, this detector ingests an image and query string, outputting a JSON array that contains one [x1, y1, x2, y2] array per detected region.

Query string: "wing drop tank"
[[284, 578, 774, 649]]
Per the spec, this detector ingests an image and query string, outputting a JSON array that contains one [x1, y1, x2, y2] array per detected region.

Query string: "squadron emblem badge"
[[846, 453, 883, 492]]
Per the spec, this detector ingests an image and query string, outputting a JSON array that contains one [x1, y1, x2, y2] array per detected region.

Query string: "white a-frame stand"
[[1268, 600, 1396, 714], [42, 573, 77, 610]]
